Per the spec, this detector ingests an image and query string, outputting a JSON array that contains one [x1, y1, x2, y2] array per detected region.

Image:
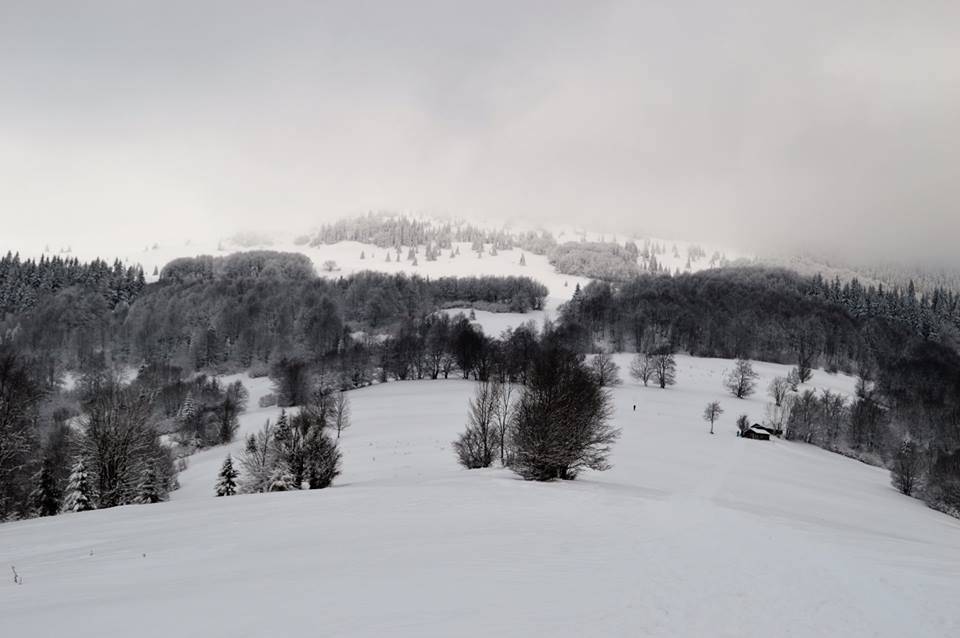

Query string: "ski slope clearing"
[[3, 357, 959, 637]]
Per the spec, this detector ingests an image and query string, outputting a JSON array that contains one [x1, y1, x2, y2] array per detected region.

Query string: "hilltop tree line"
[[302, 212, 558, 255], [0, 252, 146, 315]]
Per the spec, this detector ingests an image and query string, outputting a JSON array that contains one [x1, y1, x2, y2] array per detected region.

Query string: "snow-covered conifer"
[[63, 459, 96, 512], [215, 455, 239, 496], [137, 463, 163, 504], [268, 465, 296, 492], [30, 459, 61, 517]]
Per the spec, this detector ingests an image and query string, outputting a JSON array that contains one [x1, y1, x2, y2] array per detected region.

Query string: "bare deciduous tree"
[[332, 390, 351, 439], [492, 380, 515, 465], [703, 401, 723, 435], [891, 440, 924, 496], [453, 381, 500, 469], [764, 393, 794, 435], [651, 351, 677, 389], [787, 367, 802, 391], [509, 347, 619, 481], [724, 358, 759, 399], [629, 352, 655, 386], [768, 376, 791, 407], [79, 380, 159, 507], [240, 420, 276, 493], [590, 352, 621, 387]]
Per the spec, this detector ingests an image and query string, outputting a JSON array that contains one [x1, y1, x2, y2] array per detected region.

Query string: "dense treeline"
[[129, 261, 546, 372], [565, 268, 863, 367], [0, 251, 545, 377], [0, 252, 145, 315], [0, 253, 146, 376], [808, 273, 960, 351], [562, 266, 960, 516], [549, 241, 642, 281], [303, 212, 558, 255]]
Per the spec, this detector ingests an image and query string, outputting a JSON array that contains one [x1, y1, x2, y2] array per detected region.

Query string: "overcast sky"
[[2, 1, 958, 263]]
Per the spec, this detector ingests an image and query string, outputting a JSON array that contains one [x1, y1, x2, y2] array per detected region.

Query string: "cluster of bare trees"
[[453, 380, 516, 469], [454, 346, 620, 482], [629, 347, 676, 389]]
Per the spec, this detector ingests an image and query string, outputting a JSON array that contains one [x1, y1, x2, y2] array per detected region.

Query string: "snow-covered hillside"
[[0, 217, 746, 338], [3, 356, 958, 637]]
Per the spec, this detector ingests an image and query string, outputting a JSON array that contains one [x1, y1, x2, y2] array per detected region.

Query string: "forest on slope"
[[562, 267, 960, 515]]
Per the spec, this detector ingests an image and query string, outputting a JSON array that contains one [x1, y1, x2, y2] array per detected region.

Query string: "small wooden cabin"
[[743, 426, 771, 441]]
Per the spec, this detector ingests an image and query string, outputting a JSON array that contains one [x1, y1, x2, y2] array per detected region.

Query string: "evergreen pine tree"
[[30, 458, 62, 517], [63, 459, 96, 512], [215, 454, 239, 496], [137, 463, 163, 504]]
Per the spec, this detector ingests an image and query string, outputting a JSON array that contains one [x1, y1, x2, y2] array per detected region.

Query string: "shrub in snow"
[[891, 440, 924, 496], [268, 465, 297, 492], [303, 429, 341, 489]]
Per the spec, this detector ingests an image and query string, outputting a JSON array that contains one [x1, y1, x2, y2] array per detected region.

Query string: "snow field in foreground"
[[2, 356, 959, 637]]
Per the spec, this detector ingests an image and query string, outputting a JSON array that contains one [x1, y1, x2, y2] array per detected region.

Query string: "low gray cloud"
[[2, 1, 958, 264]]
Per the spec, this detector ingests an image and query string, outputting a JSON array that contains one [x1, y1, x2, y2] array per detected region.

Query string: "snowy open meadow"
[[3, 355, 959, 637]]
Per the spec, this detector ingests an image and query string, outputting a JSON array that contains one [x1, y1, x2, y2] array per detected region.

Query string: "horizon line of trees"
[[302, 212, 558, 255]]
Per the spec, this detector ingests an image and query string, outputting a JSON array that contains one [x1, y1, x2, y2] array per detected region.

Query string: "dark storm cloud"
[[1, 1, 957, 263]]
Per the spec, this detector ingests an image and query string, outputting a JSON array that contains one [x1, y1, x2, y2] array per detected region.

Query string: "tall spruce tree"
[[136, 463, 163, 504], [215, 455, 239, 496], [63, 459, 96, 512], [30, 458, 62, 517]]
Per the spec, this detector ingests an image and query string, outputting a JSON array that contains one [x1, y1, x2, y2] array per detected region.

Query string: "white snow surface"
[[3, 355, 959, 637]]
